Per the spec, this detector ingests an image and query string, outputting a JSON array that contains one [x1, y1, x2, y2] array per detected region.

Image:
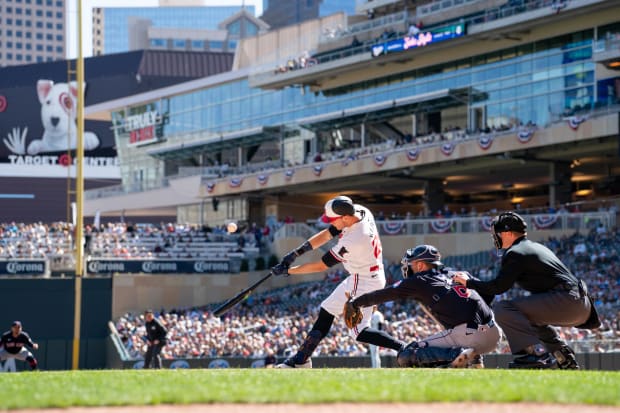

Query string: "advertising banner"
[[86, 259, 232, 274], [0, 79, 119, 179], [371, 22, 466, 57], [0, 260, 47, 276]]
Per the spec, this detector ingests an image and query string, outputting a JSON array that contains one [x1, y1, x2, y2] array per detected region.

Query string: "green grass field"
[[0, 369, 619, 410]]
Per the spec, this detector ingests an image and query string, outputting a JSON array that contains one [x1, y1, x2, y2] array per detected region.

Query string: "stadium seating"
[[113, 227, 620, 360]]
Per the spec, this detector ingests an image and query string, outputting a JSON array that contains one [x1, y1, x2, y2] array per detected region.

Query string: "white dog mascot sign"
[[3, 79, 100, 155]]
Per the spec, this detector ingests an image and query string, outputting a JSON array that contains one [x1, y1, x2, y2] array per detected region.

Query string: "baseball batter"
[[0, 321, 39, 370], [271, 195, 405, 368], [346, 245, 500, 368]]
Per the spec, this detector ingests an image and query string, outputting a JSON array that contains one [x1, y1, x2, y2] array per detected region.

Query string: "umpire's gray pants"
[[493, 289, 590, 354], [420, 320, 501, 355]]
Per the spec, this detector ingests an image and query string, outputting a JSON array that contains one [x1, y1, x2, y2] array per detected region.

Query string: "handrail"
[[108, 321, 132, 362]]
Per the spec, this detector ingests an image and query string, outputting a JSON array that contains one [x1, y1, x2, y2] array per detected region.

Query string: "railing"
[[319, 11, 408, 44], [276, 212, 615, 238], [108, 321, 132, 362]]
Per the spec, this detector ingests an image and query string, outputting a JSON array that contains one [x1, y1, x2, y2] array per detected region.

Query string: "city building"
[[0, 0, 67, 67], [92, 4, 257, 55], [260, 0, 356, 29], [83, 0, 620, 227], [144, 9, 269, 53]]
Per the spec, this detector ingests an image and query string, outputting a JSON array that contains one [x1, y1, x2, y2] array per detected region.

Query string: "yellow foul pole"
[[72, 0, 85, 370]]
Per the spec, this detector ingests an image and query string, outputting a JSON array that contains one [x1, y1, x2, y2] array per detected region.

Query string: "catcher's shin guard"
[[398, 345, 465, 368]]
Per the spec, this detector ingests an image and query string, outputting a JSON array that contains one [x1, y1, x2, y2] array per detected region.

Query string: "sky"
[[66, 0, 264, 58]]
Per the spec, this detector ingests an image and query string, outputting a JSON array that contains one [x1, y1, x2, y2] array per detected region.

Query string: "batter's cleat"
[[450, 347, 476, 368], [509, 353, 558, 369], [468, 354, 484, 369], [553, 346, 579, 370], [275, 357, 312, 369]]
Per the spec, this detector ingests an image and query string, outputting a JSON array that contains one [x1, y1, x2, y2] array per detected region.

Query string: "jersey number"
[[371, 234, 382, 259]]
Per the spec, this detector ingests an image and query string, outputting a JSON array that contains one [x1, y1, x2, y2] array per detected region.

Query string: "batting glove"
[[271, 263, 290, 277]]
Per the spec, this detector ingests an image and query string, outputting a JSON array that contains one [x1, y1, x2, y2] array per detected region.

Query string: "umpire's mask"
[[492, 212, 527, 249]]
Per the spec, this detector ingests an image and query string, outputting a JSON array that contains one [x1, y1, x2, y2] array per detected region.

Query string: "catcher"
[[344, 244, 501, 368]]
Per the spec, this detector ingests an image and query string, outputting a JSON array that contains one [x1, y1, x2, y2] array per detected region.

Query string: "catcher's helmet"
[[321, 195, 356, 223], [491, 211, 527, 249], [401, 244, 443, 278]]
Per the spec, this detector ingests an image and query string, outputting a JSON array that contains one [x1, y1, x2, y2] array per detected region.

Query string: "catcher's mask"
[[401, 244, 443, 278], [491, 211, 527, 249]]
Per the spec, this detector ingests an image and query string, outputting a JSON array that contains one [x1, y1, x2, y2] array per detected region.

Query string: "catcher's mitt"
[[343, 292, 363, 329]]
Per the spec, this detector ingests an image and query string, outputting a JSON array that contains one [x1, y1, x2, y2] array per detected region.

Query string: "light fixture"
[[575, 189, 592, 197]]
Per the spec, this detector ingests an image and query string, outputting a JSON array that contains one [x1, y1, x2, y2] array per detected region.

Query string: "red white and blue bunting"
[[430, 219, 454, 233], [381, 221, 404, 235], [533, 214, 558, 229], [312, 164, 324, 177], [517, 127, 535, 143], [567, 115, 587, 131], [284, 169, 295, 181], [406, 148, 420, 161], [229, 177, 243, 188], [478, 134, 493, 150], [440, 142, 456, 156], [257, 174, 269, 186], [374, 154, 387, 167], [479, 216, 494, 232], [206, 182, 216, 193]]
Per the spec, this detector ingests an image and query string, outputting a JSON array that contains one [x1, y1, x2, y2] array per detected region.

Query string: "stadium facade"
[[84, 0, 620, 227]]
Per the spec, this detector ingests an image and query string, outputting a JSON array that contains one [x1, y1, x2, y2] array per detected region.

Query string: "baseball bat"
[[212, 272, 273, 317]]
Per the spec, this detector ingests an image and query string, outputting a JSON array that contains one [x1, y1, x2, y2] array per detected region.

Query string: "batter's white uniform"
[[370, 309, 385, 368], [320, 205, 386, 337]]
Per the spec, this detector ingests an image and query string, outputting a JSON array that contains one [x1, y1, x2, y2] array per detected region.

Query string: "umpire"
[[143, 310, 168, 369], [454, 211, 600, 369]]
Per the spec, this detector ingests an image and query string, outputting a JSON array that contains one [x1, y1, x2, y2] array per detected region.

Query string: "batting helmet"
[[321, 195, 356, 223], [491, 211, 527, 249], [401, 244, 443, 278]]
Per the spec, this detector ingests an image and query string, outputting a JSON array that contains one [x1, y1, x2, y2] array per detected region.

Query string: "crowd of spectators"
[[0, 222, 73, 259], [114, 226, 620, 361], [0, 221, 265, 261]]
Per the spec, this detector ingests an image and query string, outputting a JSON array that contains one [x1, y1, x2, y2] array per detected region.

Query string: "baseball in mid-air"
[[227, 222, 238, 233]]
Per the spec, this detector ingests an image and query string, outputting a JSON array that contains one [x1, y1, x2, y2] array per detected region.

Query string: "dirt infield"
[[13, 403, 620, 413]]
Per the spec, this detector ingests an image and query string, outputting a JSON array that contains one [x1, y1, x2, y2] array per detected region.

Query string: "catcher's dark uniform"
[[144, 316, 168, 369], [353, 267, 499, 355], [466, 236, 594, 354]]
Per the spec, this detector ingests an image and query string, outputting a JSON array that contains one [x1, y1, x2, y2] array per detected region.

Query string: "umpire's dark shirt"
[[145, 318, 168, 343], [353, 268, 493, 329], [466, 236, 578, 295], [0, 331, 35, 354]]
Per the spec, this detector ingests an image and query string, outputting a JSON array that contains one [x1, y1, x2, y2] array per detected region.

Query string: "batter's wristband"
[[328, 224, 342, 237], [294, 240, 313, 256]]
